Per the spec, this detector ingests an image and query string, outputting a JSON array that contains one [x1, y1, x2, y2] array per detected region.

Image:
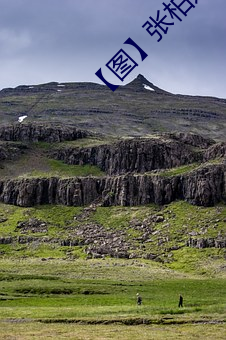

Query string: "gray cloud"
[[0, 0, 225, 98]]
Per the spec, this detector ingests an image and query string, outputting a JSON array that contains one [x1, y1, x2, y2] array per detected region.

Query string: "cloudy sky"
[[0, 0, 225, 97]]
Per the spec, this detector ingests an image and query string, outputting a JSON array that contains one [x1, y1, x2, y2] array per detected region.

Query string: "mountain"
[[0, 74, 225, 331], [0, 75, 225, 262], [123, 74, 170, 94], [0, 74, 226, 140]]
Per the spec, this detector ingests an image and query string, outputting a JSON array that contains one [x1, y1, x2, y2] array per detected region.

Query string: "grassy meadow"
[[0, 257, 225, 339], [0, 199, 225, 338]]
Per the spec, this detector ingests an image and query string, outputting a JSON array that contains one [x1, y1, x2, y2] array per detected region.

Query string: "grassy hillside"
[[0, 201, 225, 277], [0, 141, 106, 179]]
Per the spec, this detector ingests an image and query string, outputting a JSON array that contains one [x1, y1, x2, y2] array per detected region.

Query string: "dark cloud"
[[0, 0, 225, 97]]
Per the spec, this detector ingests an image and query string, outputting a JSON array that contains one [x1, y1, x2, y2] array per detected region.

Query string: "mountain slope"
[[0, 74, 226, 140]]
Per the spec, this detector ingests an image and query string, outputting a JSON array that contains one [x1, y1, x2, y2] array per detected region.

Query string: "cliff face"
[[180, 165, 226, 205], [0, 125, 225, 208], [0, 164, 225, 207], [52, 138, 203, 175], [0, 124, 90, 143], [164, 132, 215, 149], [0, 142, 28, 161], [204, 142, 226, 160]]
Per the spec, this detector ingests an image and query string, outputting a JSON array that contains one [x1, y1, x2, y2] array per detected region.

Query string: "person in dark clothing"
[[178, 294, 183, 307], [137, 293, 142, 306]]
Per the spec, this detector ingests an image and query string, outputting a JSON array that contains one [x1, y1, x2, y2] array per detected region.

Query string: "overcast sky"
[[0, 0, 225, 97]]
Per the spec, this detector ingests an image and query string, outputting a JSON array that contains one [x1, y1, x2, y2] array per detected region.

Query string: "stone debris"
[[15, 218, 48, 234]]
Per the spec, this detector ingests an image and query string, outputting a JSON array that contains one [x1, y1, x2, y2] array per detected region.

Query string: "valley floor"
[[0, 257, 225, 339], [0, 322, 225, 340]]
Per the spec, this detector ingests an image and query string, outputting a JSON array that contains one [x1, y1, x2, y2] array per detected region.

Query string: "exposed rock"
[[123, 74, 170, 94], [181, 165, 226, 206], [51, 137, 203, 175], [144, 253, 158, 260], [0, 237, 13, 244], [165, 132, 215, 149], [0, 129, 225, 210], [187, 237, 226, 248], [74, 222, 131, 258], [15, 218, 48, 233], [0, 123, 90, 143], [74, 207, 97, 221], [204, 142, 226, 160], [0, 163, 225, 207], [60, 239, 80, 246], [1, 74, 226, 140], [0, 142, 28, 161], [155, 215, 165, 223]]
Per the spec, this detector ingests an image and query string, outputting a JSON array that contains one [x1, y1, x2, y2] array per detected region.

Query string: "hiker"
[[136, 293, 142, 306], [178, 294, 183, 308]]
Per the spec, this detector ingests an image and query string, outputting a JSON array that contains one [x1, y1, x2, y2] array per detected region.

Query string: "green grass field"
[[0, 322, 225, 340], [0, 258, 225, 339], [0, 199, 225, 338], [24, 159, 105, 178]]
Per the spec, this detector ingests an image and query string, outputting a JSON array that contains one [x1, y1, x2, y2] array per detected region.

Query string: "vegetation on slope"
[[0, 173, 224, 336], [0, 141, 105, 179], [0, 201, 225, 277]]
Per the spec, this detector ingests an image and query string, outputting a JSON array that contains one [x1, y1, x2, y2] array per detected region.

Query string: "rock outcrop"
[[0, 164, 225, 207], [0, 142, 28, 161], [204, 142, 226, 160], [187, 237, 226, 249], [164, 132, 215, 149], [0, 124, 90, 143], [52, 138, 203, 175], [0, 127, 225, 208]]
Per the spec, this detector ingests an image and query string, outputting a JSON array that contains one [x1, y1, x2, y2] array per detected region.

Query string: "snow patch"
[[143, 84, 155, 91], [57, 89, 62, 92], [18, 115, 27, 123], [29, 86, 34, 89], [57, 84, 65, 87]]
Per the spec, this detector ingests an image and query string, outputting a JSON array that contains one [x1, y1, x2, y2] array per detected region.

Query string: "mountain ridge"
[[1, 73, 224, 98], [0, 74, 226, 140]]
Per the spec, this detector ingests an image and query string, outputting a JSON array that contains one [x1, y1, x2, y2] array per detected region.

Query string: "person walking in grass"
[[137, 293, 142, 306], [178, 294, 183, 308]]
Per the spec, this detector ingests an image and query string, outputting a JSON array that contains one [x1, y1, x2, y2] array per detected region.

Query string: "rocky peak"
[[123, 74, 171, 94]]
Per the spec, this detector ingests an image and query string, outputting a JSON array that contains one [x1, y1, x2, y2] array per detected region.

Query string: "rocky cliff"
[[164, 132, 215, 149], [0, 142, 28, 161], [0, 125, 225, 208], [204, 142, 226, 160], [0, 123, 90, 142], [52, 137, 204, 175], [0, 164, 225, 207]]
